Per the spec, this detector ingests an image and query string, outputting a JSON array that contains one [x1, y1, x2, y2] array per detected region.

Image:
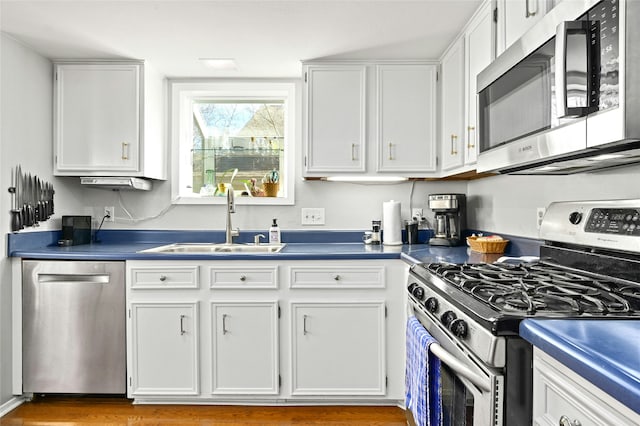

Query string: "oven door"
[[409, 302, 503, 426]]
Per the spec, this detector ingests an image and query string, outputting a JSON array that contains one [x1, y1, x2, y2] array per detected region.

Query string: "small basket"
[[263, 182, 280, 197], [467, 236, 509, 254]]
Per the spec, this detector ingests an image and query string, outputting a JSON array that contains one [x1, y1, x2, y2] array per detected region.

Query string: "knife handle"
[[10, 210, 22, 232]]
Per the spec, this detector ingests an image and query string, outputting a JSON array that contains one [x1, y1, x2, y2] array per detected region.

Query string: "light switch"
[[301, 208, 325, 225]]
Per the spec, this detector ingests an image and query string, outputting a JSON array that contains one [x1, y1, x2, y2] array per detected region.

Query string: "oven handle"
[[555, 20, 592, 118], [430, 343, 491, 393], [408, 302, 492, 393]]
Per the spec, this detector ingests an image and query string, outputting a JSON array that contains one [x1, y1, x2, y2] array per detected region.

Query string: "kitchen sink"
[[138, 243, 286, 254]]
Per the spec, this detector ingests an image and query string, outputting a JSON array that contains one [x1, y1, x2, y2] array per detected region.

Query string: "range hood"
[[498, 140, 640, 175], [80, 177, 153, 191]]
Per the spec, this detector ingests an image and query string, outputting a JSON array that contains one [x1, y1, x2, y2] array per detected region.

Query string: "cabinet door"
[[211, 302, 279, 394], [291, 302, 386, 395], [498, 0, 550, 54], [440, 39, 466, 171], [465, 1, 494, 165], [533, 348, 640, 425], [130, 302, 199, 396], [305, 66, 366, 173], [376, 65, 436, 173], [54, 63, 140, 174]]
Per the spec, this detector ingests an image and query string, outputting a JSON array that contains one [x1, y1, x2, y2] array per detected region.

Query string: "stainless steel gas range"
[[407, 199, 640, 426]]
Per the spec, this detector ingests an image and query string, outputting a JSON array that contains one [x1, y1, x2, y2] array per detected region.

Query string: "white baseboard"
[[0, 396, 25, 418]]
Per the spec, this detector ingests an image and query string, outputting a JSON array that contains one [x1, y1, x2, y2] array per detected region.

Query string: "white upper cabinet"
[[439, 0, 494, 175], [440, 38, 466, 171], [496, 0, 553, 55], [376, 64, 436, 173], [54, 60, 165, 179], [465, 0, 494, 165], [304, 65, 367, 174], [303, 62, 437, 178]]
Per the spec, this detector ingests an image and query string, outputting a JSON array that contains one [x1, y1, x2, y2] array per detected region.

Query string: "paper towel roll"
[[382, 200, 402, 245]]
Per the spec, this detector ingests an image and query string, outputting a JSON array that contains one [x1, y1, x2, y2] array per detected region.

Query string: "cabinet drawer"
[[130, 266, 199, 289], [209, 266, 278, 289], [290, 266, 385, 289], [533, 349, 640, 425]]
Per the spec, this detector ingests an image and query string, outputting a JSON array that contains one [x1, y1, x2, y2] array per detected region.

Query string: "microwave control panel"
[[585, 208, 640, 235]]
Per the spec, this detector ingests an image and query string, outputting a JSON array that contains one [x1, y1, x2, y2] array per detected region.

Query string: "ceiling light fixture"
[[199, 58, 237, 70]]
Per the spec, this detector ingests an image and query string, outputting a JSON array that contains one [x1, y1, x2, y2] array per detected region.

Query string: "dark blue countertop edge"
[[6, 229, 541, 262], [520, 319, 640, 415]]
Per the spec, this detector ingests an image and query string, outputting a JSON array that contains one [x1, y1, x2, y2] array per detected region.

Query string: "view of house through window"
[[192, 101, 284, 197]]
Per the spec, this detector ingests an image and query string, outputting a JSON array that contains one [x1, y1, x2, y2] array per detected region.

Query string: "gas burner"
[[420, 261, 640, 317]]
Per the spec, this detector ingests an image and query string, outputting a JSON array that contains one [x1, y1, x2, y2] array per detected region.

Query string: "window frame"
[[169, 80, 296, 205]]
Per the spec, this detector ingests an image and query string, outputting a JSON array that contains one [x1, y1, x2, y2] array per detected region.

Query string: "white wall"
[[467, 164, 640, 238], [0, 34, 89, 406]]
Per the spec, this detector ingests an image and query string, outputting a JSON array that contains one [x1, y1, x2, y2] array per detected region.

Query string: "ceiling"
[[0, 0, 482, 78]]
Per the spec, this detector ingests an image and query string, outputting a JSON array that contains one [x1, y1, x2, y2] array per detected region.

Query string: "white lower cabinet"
[[211, 302, 279, 394], [533, 348, 640, 425], [126, 259, 405, 404], [291, 302, 386, 395], [130, 302, 199, 396]]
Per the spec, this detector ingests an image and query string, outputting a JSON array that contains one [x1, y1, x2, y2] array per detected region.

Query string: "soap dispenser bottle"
[[269, 218, 281, 244]]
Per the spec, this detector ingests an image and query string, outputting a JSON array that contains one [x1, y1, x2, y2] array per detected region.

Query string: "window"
[[170, 81, 296, 205]]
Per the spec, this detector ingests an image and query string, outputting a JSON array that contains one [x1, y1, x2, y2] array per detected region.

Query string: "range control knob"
[[425, 297, 439, 313], [408, 282, 418, 292], [569, 211, 583, 225], [449, 319, 468, 338], [412, 286, 425, 301], [440, 310, 457, 327]]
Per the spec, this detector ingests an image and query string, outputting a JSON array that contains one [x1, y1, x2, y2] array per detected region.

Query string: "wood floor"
[[0, 396, 408, 425]]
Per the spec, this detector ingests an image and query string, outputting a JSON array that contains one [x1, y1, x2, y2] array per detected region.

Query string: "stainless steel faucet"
[[225, 189, 239, 244]]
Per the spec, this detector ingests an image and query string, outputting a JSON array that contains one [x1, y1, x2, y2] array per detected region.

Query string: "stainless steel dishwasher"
[[22, 260, 126, 394]]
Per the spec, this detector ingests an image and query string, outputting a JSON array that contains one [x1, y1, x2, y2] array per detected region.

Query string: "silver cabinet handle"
[[559, 415, 581, 426], [388, 142, 394, 160], [467, 126, 476, 149], [121, 142, 129, 160], [239, 275, 247, 282], [179, 314, 186, 335], [303, 314, 308, 335], [351, 143, 356, 161], [222, 314, 229, 335], [159, 275, 167, 282], [450, 134, 458, 155]]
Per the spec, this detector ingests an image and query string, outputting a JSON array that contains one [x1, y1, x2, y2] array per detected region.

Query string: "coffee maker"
[[428, 194, 466, 246]]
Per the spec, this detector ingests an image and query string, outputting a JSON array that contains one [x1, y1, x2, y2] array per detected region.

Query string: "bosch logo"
[[518, 145, 533, 153]]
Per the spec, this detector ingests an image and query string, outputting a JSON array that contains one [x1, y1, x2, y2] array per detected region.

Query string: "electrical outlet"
[[104, 206, 115, 223], [301, 208, 325, 225], [536, 207, 546, 230], [411, 208, 424, 221]]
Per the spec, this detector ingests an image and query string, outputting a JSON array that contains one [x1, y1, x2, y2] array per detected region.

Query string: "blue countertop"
[[8, 229, 540, 263], [520, 319, 640, 414]]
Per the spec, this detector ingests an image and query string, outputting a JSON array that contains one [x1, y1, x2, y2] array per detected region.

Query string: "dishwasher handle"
[[37, 273, 110, 283]]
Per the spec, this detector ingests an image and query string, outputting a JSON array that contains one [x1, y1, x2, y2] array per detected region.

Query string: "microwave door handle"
[[555, 20, 591, 118], [430, 343, 492, 392]]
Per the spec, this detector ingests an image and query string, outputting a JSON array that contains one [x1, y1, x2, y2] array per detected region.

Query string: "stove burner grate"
[[422, 262, 640, 316]]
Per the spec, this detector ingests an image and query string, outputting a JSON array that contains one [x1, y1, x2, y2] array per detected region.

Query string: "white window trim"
[[169, 80, 296, 205]]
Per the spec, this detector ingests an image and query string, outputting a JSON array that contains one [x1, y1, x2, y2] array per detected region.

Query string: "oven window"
[[441, 363, 474, 426], [478, 38, 556, 153]]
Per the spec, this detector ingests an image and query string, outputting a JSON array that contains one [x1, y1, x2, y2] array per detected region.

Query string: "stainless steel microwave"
[[476, 0, 640, 174]]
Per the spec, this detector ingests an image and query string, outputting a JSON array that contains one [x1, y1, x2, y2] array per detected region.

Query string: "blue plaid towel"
[[406, 315, 442, 426]]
